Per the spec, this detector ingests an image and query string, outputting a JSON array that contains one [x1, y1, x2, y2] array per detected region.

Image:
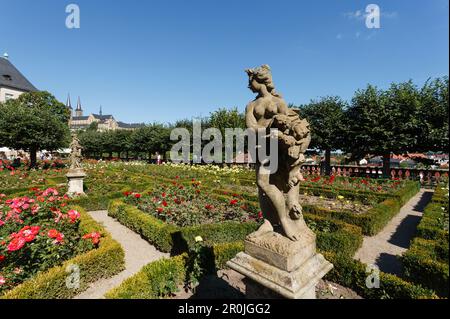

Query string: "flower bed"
[[0, 188, 125, 298], [122, 177, 261, 227], [1, 205, 124, 299]]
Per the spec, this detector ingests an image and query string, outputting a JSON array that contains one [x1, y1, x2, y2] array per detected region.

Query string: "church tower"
[[75, 96, 83, 117], [66, 94, 73, 119]]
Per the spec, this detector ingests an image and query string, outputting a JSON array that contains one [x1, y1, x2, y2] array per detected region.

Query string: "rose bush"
[[123, 177, 262, 227], [0, 187, 98, 294]]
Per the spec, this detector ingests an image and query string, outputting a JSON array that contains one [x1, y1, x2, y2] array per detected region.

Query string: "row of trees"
[[298, 77, 448, 176], [0, 77, 447, 173], [77, 107, 246, 161]]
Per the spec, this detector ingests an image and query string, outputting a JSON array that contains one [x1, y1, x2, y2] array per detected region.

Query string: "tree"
[[343, 82, 422, 177], [206, 107, 246, 134], [0, 91, 70, 168], [78, 130, 104, 158], [131, 124, 171, 162], [417, 76, 449, 152], [298, 96, 347, 175], [205, 107, 246, 161]]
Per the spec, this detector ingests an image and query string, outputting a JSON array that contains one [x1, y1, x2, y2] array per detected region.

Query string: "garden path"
[[353, 189, 434, 276], [74, 210, 168, 299]]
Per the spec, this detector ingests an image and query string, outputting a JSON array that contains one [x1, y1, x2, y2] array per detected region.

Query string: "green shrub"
[[401, 185, 449, 297], [1, 206, 125, 299], [108, 200, 178, 252], [106, 254, 187, 299], [323, 252, 437, 299]]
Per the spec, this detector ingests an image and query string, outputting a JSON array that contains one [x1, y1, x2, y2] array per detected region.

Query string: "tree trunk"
[[382, 152, 391, 179], [29, 147, 37, 169], [148, 152, 152, 163], [324, 148, 332, 176]]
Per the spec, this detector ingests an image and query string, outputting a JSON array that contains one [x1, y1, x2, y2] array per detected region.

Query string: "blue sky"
[[1, 0, 448, 124]]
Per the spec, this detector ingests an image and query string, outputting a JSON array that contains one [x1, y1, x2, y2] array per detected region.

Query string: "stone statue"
[[245, 64, 312, 241], [69, 134, 83, 170], [66, 133, 86, 196], [227, 65, 332, 299]]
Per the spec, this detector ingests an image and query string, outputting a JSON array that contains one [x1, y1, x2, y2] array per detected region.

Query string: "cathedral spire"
[[99, 105, 103, 116], [76, 96, 82, 111], [75, 97, 83, 117], [66, 94, 72, 109]]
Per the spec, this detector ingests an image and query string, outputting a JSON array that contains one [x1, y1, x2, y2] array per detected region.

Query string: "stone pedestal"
[[226, 230, 333, 299], [66, 169, 86, 197]]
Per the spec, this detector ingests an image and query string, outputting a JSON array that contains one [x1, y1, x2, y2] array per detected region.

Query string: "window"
[[5, 93, 14, 101]]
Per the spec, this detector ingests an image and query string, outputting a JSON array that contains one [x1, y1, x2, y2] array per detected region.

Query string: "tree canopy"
[[0, 91, 70, 167]]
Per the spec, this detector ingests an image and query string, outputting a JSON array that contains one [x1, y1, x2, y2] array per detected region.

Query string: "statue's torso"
[[249, 95, 286, 128]]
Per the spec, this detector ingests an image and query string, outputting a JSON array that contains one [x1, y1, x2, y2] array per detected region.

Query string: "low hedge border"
[[105, 240, 436, 299], [298, 180, 420, 205], [107, 200, 363, 257], [105, 254, 188, 299], [212, 181, 420, 236], [303, 198, 402, 236], [1, 206, 125, 299], [322, 252, 437, 299], [401, 187, 449, 297]]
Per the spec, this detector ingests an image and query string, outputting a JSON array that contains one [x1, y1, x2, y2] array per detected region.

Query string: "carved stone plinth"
[[66, 169, 86, 197], [227, 231, 333, 299]]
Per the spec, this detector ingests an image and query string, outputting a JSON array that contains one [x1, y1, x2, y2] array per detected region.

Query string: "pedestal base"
[[226, 230, 333, 299], [66, 169, 86, 197]]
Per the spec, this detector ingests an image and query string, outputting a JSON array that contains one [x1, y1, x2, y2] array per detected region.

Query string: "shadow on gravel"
[[388, 190, 434, 249], [376, 253, 403, 276]]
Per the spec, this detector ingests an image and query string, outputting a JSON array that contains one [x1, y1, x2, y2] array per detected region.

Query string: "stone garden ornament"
[[227, 65, 333, 299], [66, 133, 86, 196]]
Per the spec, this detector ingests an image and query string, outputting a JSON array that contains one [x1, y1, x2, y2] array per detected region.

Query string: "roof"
[[72, 116, 90, 121], [0, 57, 37, 92], [117, 121, 145, 129], [92, 114, 114, 121]]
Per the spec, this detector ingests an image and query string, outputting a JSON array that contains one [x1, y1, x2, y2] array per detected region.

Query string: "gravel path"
[[354, 189, 433, 275], [74, 210, 168, 299]]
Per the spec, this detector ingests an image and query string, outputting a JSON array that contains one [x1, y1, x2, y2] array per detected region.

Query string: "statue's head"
[[245, 64, 277, 96]]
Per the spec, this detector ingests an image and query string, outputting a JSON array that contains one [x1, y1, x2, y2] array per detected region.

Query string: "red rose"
[[134, 193, 141, 199], [48, 229, 59, 238], [0, 255, 5, 262], [8, 237, 26, 252], [230, 199, 238, 205]]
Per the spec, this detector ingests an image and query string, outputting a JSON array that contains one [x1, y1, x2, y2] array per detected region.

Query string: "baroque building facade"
[[67, 95, 144, 131]]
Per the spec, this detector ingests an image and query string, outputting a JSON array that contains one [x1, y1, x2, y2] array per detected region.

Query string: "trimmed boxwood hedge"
[[401, 187, 449, 297], [108, 199, 177, 253], [105, 239, 436, 299], [105, 254, 188, 299], [107, 200, 363, 257], [322, 252, 437, 299], [212, 181, 420, 236], [0, 206, 125, 299]]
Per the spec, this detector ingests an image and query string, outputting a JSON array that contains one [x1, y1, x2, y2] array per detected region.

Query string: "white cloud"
[[343, 9, 398, 20], [344, 10, 365, 20]]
